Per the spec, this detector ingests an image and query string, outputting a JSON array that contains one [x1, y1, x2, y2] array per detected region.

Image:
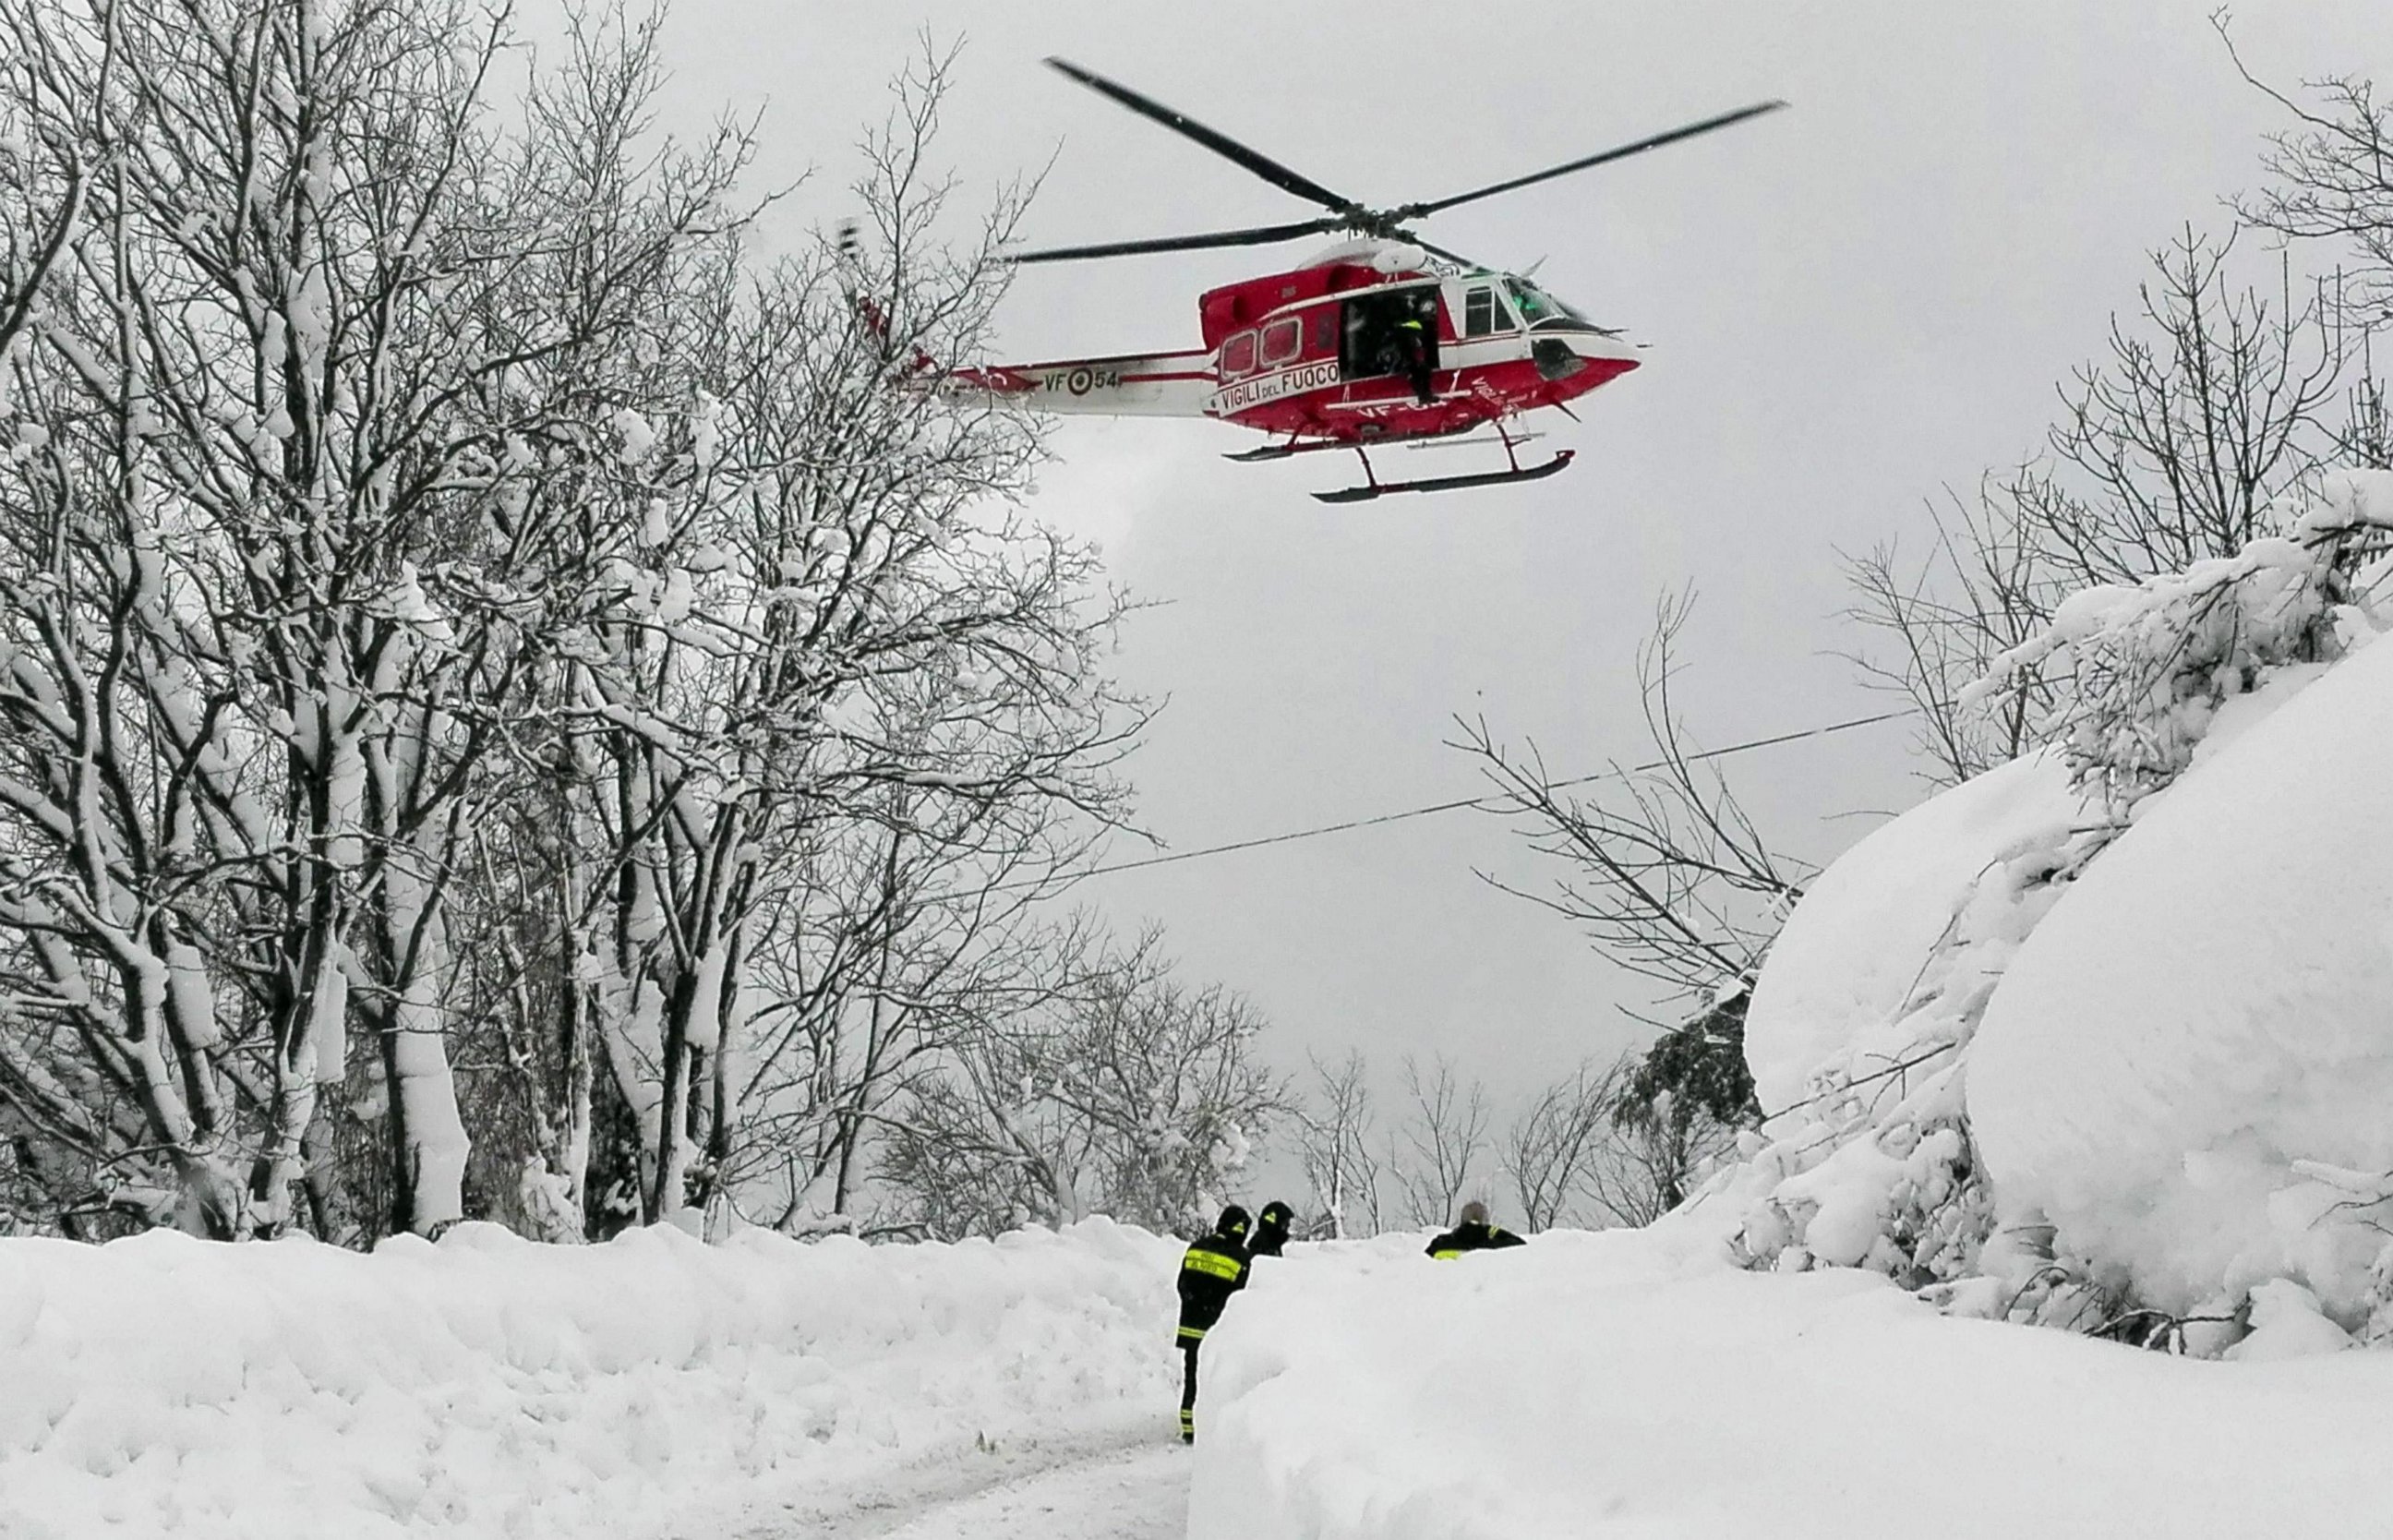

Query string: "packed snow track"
[[725, 1433, 1186, 1540]]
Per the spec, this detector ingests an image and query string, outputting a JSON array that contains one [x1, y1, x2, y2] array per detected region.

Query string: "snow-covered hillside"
[[1190, 1225, 2393, 1540], [0, 1220, 1180, 1539]]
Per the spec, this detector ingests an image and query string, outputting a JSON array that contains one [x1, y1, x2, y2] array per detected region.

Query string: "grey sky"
[[627, 1, 2393, 1104]]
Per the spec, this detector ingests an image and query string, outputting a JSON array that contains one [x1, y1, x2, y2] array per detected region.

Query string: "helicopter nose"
[[1533, 330, 1641, 382], [1545, 329, 1641, 388], [1564, 330, 1640, 367]]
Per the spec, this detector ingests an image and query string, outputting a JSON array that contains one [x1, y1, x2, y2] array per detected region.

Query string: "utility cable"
[[1056, 706, 1914, 885]]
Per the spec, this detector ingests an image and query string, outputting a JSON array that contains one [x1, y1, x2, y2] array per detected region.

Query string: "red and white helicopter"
[[957, 59, 1785, 503]]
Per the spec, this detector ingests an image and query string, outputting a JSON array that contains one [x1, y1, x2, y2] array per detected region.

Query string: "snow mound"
[[1189, 1225, 2393, 1540], [1692, 751, 2103, 1287], [1968, 627, 2393, 1328], [0, 1219, 1180, 1539], [1744, 751, 2091, 1115]]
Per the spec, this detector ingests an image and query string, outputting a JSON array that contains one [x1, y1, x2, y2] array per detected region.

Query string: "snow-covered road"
[[720, 1432, 1189, 1540]]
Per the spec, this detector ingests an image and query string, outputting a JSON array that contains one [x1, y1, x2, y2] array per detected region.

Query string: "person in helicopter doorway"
[[1378, 302, 1437, 406], [1425, 1198, 1528, 1259], [1248, 1200, 1295, 1258], [1174, 1204, 1253, 1444]]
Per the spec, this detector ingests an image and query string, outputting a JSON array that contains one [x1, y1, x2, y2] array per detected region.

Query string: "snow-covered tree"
[[881, 925, 1285, 1240], [539, 55, 1139, 1232], [1386, 1054, 1489, 1229], [1846, 227, 2369, 784], [1501, 1061, 1614, 1232], [0, 6, 1142, 1246], [1293, 1049, 1382, 1239], [0, 0, 740, 1235]]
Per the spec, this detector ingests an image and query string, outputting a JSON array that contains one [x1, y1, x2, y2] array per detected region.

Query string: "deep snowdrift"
[[1968, 628, 2393, 1329], [1714, 475, 2393, 1338], [1189, 1225, 2393, 1540], [1711, 749, 2100, 1283], [1742, 750, 2091, 1116], [0, 1219, 1180, 1539]]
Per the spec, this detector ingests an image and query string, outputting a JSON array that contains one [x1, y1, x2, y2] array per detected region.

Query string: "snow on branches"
[[1966, 470, 2393, 812], [0, 6, 1140, 1247]]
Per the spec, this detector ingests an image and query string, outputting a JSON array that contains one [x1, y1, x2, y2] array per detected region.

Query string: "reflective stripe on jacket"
[[1175, 1233, 1251, 1342]]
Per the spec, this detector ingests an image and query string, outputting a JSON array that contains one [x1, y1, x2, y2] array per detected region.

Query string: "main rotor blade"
[[1007, 216, 1345, 265], [1045, 57, 1358, 214], [1415, 100, 1788, 216]]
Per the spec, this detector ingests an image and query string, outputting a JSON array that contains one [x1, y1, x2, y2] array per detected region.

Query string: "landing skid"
[[1311, 450, 1575, 502], [1312, 428, 1573, 503]]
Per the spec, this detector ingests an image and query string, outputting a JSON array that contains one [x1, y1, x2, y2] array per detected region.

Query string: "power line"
[[1058, 707, 1914, 885]]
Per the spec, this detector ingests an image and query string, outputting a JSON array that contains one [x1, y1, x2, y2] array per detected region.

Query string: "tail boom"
[[951, 350, 1215, 417]]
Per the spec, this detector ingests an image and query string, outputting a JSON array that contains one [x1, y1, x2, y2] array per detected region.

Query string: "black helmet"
[[1216, 1204, 1252, 1240], [1257, 1200, 1293, 1229]]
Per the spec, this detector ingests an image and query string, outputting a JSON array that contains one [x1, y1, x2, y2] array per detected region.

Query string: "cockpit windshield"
[[1503, 278, 1593, 330]]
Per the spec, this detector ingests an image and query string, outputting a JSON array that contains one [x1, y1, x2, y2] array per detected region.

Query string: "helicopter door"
[[1339, 287, 1441, 383]]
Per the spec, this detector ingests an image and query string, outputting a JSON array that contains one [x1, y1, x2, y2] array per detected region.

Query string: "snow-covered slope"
[[1714, 478, 2393, 1335], [1703, 750, 2100, 1283], [1969, 629, 2393, 1329], [1744, 750, 2090, 1115], [1190, 1226, 2393, 1540], [0, 1219, 1180, 1539]]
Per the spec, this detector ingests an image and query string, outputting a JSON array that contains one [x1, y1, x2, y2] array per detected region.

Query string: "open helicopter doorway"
[[1339, 285, 1441, 384]]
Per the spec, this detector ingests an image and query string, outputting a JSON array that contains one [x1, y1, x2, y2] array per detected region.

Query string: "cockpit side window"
[[1463, 285, 1495, 338], [1463, 283, 1520, 338]]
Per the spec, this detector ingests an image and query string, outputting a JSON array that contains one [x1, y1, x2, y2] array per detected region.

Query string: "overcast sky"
[[607, 1, 2393, 1105]]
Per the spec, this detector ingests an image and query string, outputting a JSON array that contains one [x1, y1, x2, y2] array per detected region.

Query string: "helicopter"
[[947, 58, 1785, 503]]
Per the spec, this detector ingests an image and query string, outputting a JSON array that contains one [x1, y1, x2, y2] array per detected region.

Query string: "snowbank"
[[1710, 750, 2099, 1284], [1715, 478, 2393, 1329], [1742, 751, 2089, 1115], [0, 1219, 1181, 1539], [1189, 1226, 2393, 1540], [1968, 628, 2393, 1326]]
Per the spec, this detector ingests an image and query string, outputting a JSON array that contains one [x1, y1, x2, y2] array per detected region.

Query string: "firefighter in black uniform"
[[1174, 1204, 1252, 1444], [1425, 1198, 1528, 1258], [1387, 309, 1434, 405], [1248, 1200, 1294, 1258]]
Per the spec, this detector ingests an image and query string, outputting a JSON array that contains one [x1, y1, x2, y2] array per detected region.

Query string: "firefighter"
[[1424, 1198, 1528, 1259], [1248, 1199, 1295, 1258], [1387, 307, 1435, 404], [1174, 1204, 1252, 1444]]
